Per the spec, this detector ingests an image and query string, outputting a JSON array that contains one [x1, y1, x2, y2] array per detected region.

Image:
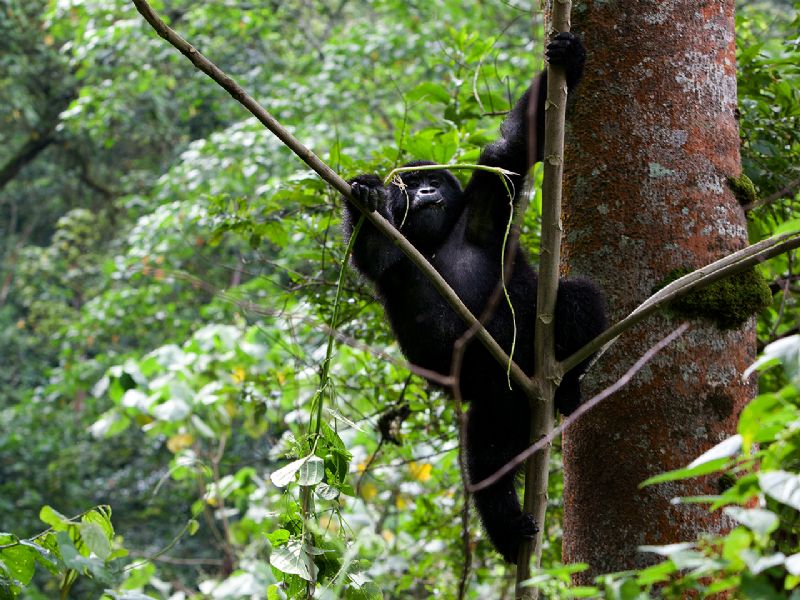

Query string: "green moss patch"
[[728, 174, 758, 207], [655, 266, 772, 329]]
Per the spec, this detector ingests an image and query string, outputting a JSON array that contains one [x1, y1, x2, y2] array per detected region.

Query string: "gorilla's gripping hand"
[[343, 174, 406, 282], [350, 175, 389, 214]]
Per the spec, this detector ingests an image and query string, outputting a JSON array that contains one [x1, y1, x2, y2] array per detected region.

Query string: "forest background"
[[1, 0, 799, 598]]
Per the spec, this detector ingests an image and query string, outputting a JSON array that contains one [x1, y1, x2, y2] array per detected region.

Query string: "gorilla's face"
[[390, 165, 463, 246]]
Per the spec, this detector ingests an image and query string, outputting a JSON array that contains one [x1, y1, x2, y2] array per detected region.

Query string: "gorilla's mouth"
[[413, 197, 444, 211]]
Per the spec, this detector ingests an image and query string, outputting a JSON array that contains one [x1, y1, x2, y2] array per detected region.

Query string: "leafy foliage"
[[0, 0, 798, 598], [0, 506, 123, 598]]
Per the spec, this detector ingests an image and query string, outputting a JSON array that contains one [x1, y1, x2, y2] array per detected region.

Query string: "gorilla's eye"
[[429, 176, 441, 188]]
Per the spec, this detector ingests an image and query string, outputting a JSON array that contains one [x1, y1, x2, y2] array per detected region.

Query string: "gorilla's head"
[[389, 161, 463, 246]]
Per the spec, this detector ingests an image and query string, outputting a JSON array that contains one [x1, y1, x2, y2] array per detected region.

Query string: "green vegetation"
[[656, 267, 773, 329], [1, 0, 799, 598], [729, 174, 759, 207]]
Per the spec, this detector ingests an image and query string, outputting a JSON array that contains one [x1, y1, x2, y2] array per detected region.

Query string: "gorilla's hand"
[[349, 175, 387, 212], [545, 31, 586, 83]]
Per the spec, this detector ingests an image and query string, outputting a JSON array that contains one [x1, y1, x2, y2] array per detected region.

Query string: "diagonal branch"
[[559, 229, 800, 375], [129, 0, 535, 397]]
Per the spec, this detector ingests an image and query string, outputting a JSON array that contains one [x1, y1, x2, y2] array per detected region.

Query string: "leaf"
[[267, 529, 290, 546], [88, 410, 130, 439], [78, 522, 112, 561], [723, 507, 779, 536], [297, 456, 324, 486], [38, 506, 71, 532], [785, 553, 800, 576], [0, 544, 36, 585], [325, 407, 365, 432], [166, 433, 195, 453], [406, 82, 451, 104], [315, 483, 339, 500], [635, 560, 678, 586], [759, 470, 800, 510], [408, 462, 432, 482], [738, 393, 794, 448], [120, 389, 149, 410], [640, 458, 729, 487], [83, 506, 114, 540], [56, 532, 111, 583], [638, 543, 695, 557], [187, 519, 200, 536], [270, 454, 322, 488], [744, 334, 800, 380], [151, 397, 190, 422], [687, 435, 742, 468], [740, 549, 786, 574], [269, 539, 317, 581], [270, 458, 304, 488]]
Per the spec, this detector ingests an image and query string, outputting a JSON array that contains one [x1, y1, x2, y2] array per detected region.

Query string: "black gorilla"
[[342, 33, 606, 563]]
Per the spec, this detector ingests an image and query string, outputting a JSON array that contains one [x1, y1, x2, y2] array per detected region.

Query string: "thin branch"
[[470, 323, 689, 493], [0, 134, 54, 190], [130, 0, 533, 398], [743, 176, 800, 211]]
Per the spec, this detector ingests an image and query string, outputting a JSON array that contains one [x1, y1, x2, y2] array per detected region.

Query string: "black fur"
[[343, 33, 605, 563]]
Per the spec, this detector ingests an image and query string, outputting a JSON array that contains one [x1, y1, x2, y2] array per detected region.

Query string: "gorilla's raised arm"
[[464, 32, 586, 247]]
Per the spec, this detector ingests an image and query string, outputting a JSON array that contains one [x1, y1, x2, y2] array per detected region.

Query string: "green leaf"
[[269, 539, 317, 582], [0, 544, 36, 586], [120, 562, 156, 590], [78, 522, 112, 561], [722, 526, 751, 569], [759, 470, 800, 510], [738, 393, 794, 447], [407, 82, 451, 105], [187, 519, 200, 535], [297, 456, 324, 486], [635, 560, 677, 585], [56, 532, 112, 582], [38, 506, 71, 532], [270, 455, 310, 488], [640, 457, 729, 487], [89, 410, 131, 439], [267, 529, 290, 546], [786, 553, 800, 576], [687, 435, 742, 468], [723, 507, 779, 536]]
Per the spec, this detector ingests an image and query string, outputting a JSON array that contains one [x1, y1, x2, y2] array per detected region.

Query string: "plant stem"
[[516, 2, 572, 597]]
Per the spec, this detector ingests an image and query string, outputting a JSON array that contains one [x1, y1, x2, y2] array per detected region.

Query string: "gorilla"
[[342, 33, 606, 563]]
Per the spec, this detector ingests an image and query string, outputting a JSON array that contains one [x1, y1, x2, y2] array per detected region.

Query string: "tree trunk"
[[561, 1, 754, 579]]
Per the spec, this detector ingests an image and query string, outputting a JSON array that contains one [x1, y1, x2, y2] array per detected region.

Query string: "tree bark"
[[561, 1, 753, 579]]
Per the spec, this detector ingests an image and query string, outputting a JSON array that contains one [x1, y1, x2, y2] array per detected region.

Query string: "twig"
[[743, 176, 800, 211]]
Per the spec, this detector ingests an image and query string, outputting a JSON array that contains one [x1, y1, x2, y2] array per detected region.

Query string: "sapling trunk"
[[515, 1, 573, 597]]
